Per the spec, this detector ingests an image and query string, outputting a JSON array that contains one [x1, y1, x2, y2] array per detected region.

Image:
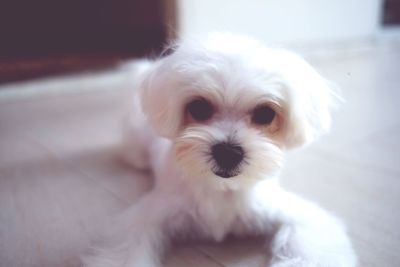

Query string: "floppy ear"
[[139, 58, 184, 139], [280, 53, 338, 149]]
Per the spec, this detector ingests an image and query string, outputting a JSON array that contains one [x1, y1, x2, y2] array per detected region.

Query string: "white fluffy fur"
[[83, 33, 357, 267]]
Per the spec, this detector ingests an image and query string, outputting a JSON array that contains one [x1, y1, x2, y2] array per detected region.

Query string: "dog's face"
[[139, 33, 334, 188]]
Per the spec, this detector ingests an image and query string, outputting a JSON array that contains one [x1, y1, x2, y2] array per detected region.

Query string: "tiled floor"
[[0, 41, 399, 267]]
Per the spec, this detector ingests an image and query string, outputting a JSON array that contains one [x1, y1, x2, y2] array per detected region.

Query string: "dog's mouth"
[[213, 169, 240, 178]]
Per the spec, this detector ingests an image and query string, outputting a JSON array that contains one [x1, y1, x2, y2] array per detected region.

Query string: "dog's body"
[[84, 33, 357, 267]]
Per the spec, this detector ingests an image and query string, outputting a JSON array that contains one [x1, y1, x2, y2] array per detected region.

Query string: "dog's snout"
[[211, 142, 244, 176]]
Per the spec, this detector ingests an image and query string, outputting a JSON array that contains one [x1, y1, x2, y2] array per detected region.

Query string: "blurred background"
[[0, 1, 400, 267], [0, 0, 399, 84]]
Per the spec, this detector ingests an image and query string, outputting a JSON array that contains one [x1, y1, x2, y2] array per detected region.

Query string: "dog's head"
[[139, 33, 335, 188]]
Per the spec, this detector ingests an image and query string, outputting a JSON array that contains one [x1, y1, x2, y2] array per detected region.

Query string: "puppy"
[[84, 33, 357, 267]]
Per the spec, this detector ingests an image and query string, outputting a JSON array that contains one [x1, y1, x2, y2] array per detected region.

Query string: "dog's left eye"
[[186, 98, 214, 122], [251, 105, 276, 125]]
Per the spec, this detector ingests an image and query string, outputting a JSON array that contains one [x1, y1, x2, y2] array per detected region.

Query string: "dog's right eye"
[[186, 98, 214, 122]]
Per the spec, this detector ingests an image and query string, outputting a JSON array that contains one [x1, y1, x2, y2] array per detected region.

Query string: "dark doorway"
[[0, 0, 175, 84], [383, 0, 400, 25]]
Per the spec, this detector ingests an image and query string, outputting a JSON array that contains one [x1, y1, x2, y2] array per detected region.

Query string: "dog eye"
[[186, 98, 214, 121], [251, 105, 276, 125]]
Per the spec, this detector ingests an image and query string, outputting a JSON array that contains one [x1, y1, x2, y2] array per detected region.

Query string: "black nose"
[[211, 142, 244, 172]]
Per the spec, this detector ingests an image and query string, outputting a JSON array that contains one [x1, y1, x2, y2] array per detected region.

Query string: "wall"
[[177, 0, 383, 45]]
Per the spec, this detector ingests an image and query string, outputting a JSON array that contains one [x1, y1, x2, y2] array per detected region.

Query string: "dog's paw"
[[269, 258, 318, 267], [81, 251, 122, 267]]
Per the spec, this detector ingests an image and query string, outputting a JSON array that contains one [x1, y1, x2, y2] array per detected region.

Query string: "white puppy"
[[84, 33, 357, 267]]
